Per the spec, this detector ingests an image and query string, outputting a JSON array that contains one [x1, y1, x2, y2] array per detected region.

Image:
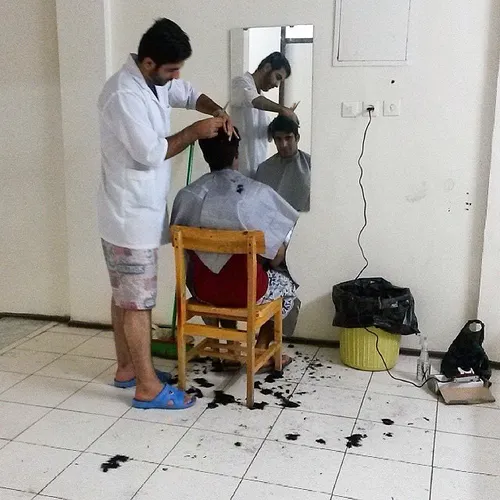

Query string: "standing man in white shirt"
[[97, 18, 233, 410], [230, 52, 298, 178]]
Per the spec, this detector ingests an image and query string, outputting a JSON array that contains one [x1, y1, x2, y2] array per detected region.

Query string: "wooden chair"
[[171, 225, 283, 408]]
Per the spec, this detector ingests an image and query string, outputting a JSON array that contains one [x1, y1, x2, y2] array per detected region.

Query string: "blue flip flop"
[[114, 369, 172, 389], [132, 384, 196, 410]]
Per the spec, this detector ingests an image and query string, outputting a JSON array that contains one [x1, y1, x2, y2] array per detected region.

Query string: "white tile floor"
[[0, 320, 499, 499]]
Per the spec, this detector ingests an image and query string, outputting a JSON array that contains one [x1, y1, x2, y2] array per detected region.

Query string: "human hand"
[[213, 109, 239, 140], [192, 117, 225, 140], [279, 106, 299, 125]]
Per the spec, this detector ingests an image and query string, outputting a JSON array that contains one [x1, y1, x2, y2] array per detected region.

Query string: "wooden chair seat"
[[186, 298, 281, 328]]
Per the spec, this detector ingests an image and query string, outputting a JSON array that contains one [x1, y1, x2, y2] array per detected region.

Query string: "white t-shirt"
[[97, 54, 200, 249], [230, 72, 270, 178]]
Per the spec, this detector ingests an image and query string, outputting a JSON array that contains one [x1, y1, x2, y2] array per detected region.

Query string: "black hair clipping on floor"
[[101, 455, 129, 473]]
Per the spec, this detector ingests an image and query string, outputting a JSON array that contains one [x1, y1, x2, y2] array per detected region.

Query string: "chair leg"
[[246, 331, 255, 409], [177, 323, 187, 390], [274, 306, 283, 372]]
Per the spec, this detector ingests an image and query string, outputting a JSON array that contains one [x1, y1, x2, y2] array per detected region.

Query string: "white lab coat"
[[97, 54, 201, 249], [230, 72, 270, 178]]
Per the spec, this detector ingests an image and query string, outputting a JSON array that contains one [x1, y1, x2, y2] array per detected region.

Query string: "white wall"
[[8, 0, 500, 359], [0, 0, 68, 315], [108, 0, 500, 353], [284, 42, 313, 155], [55, 0, 112, 324], [478, 56, 500, 361]]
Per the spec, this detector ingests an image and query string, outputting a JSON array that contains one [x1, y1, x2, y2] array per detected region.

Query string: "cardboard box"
[[429, 374, 495, 405]]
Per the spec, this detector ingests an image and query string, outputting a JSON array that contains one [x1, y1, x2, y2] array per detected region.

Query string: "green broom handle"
[[171, 144, 195, 336], [186, 143, 194, 184]]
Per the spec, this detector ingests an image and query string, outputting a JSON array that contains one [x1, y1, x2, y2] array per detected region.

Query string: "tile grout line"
[[6, 394, 500, 449], [0, 343, 125, 414], [11, 410, 218, 460], [10, 430, 472, 477], [330, 370, 374, 498], [287, 345, 341, 500], [0, 485, 62, 500], [428, 399, 439, 500], [12, 362, 123, 454], [0, 322, 102, 356], [6, 364, 234, 499], [4, 370, 500, 497], [130, 363, 241, 500], [38, 448, 102, 496], [0, 336, 496, 469], [129, 438, 187, 499], [4, 366, 109, 445], [366, 388, 439, 403], [0, 321, 58, 355], [0, 332, 113, 396], [17, 336, 97, 359], [305, 346, 352, 500], [0, 349, 71, 398], [112, 395, 196, 500], [5, 429, 495, 500], [1, 475, 358, 500], [430, 466, 500, 478], [0, 373, 30, 397], [354, 416, 435, 432], [6, 423, 89, 497], [237, 477, 359, 497], [6, 342, 498, 496], [37, 384, 132, 498], [0, 358, 215, 420], [229, 345, 320, 499], [0, 350, 117, 382], [2, 377, 493, 434], [229, 407, 284, 499]]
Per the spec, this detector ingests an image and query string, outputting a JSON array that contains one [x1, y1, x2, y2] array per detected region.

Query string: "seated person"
[[255, 115, 311, 212], [170, 127, 299, 370]]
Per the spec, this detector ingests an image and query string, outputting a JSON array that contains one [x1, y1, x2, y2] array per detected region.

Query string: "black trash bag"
[[441, 320, 491, 380], [332, 277, 419, 335]]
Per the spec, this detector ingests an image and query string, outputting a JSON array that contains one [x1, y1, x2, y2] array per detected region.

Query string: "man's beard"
[[149, 70, 169, 86]]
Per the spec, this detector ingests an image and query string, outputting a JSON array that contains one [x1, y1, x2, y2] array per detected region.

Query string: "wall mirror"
[[230, 25, 314, 212]]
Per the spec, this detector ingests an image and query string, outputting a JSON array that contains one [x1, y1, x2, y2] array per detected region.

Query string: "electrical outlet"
[[362, 101, 380, 117]]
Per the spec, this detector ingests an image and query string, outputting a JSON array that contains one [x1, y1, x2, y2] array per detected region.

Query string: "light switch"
[[384, 100, 401, 116], [341, 101, 361, 118]]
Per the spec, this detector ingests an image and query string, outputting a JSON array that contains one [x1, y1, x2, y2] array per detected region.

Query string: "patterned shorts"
[[101, 240, 158, 310], [258, 269, 297, 320]]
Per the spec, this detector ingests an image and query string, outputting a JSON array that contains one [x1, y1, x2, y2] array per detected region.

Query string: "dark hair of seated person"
[[268, 115, 299, 139], [198, 127, 240, 171]]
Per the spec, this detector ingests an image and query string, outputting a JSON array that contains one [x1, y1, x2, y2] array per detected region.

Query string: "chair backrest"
[[170, 225, 266, 328], [171, 226, 265, 254]]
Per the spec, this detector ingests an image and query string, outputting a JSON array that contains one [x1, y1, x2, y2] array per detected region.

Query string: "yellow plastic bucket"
[[340, 327, 401, 371]]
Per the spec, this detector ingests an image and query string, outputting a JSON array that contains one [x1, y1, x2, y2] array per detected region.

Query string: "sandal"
[[132, 384, 196, 410], [114, 369, 172, 389], [258, 354, 293, 374]]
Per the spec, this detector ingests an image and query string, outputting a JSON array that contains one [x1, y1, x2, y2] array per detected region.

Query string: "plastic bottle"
[[416, 335, 431, 382]]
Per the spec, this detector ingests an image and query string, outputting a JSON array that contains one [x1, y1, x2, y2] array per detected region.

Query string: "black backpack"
[[441, 320, 491, 381]]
